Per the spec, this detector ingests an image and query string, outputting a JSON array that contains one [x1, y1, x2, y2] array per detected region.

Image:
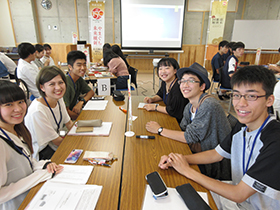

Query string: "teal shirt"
[[63, 75, 91, 110]]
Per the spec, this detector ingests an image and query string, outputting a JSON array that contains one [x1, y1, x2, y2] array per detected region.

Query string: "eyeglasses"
[[178, 79, 200, 85], [230, 93, 267, 101]]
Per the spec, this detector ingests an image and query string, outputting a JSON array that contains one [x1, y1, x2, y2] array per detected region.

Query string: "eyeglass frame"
[[178, 79, 201, 85], [230, 93, 268, 101]]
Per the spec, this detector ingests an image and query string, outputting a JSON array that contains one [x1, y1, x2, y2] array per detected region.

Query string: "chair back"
[[17, 78, 30, 101], [128, 66, 138, 88], [0, 60, 9, 78], [227, 113, 238, 129]]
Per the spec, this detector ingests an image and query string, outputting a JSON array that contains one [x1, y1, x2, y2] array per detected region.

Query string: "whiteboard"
[[232, 20, 280, 49]]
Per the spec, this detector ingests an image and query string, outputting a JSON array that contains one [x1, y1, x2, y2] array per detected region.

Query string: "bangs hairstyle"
[[0, 80, 32, 152], [231, 65, 276, 97], [157, 58, 179, 76], [67, 50, 86, 67], [36, 66, 67, 97], [0, 80, 26, 105]]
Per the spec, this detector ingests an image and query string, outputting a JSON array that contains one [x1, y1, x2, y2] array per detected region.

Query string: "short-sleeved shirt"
[[156, 80, 189, 123], [211, 52, 224, 81], [276, 60, 280, 66], [25, 98, 71, 160], [221, 55, 238, 89], [63, 75, 92, 110], [216, 119, 280, 209], [33, 58, 44, 69]]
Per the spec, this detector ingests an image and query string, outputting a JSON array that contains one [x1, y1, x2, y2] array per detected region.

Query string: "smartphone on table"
[[64, 149, 83, 163], [145, 171, 168, 199]]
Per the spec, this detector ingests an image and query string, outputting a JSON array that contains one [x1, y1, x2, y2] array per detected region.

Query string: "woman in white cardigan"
[[0, 80, 63, 210]]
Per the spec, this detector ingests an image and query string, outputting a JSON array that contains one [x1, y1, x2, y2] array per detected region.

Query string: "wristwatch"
[[155, 104, 158, 111], [158, 127, 163, 135], [80, 98, 86, 105]]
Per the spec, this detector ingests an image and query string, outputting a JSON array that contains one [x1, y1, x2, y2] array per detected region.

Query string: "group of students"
[[211, 40, 245, 100], [143, 57, 280, 209], [1, 43, 280, 209]]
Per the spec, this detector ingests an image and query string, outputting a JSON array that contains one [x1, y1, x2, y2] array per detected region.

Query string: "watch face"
[[158, 127, 163, 134]]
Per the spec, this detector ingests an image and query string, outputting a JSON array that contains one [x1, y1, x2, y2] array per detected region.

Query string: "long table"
[[19, 96, 217, 210]]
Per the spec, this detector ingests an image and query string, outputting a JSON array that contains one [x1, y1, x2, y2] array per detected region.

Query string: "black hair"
[[157, 58, 179, 77], [36, 66, 67, 97], [232, 42, 245, 51], [219, 40, 229, 49], [278, 47, 280, 53], [0, 80, 33, 153], [18, 42, 36, 59], [228, 42, 236, 49], [43, 43, 52, 50], [34, 44, 44, 53], [111, 45, 129, 68], [231, 65, 276, 97], [103, 43, 111, 52], [67, 50, 87, 66], [103, 49, 119, 66]]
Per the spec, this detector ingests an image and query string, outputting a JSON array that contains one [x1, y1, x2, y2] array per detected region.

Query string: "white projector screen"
[[120, 0, 186, 50]]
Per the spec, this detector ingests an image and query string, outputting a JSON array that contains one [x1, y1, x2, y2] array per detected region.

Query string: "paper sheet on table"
[[83, 100, 108, 110], [49, 165, 93, 185], [68, 122, 112, 136], [129, 116, 138, 121], [138, 103, 159, 109], [142, 185, 208, 210], [25, 181, 102, 210]]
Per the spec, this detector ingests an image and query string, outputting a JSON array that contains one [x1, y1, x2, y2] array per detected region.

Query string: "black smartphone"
[[91, 96, 105, 100], [145, 171, 168, 198]]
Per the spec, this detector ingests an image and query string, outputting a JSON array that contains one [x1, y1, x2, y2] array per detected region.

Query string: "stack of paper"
[[68, 122, 112, 136], [83, 100, 108, 110]]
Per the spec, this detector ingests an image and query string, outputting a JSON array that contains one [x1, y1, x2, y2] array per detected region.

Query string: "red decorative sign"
[[92, 8, 104, 20]]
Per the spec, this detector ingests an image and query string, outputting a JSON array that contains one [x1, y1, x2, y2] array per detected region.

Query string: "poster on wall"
[[207, 1, 228, 45], [88, 1, 105, 62]]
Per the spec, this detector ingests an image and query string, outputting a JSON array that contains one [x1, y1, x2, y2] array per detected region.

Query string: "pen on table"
[[99, 163, 111, 167], [136, 135, 155, 139], [119, 106, 127, 113]]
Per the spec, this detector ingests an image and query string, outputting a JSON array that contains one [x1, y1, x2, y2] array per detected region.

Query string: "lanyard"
[[163, 78, 177, 104], [242, 115, 270, 175], [43, 97, 62, 133], [68, 73, 78, 102], [0, 127, 33, 169]]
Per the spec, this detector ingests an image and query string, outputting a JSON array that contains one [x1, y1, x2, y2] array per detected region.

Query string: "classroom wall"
[[4, 0, 280, 72], [0, 0, 15, 47]]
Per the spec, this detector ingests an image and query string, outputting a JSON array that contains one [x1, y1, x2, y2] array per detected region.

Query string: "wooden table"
[[19, 96, 127, 210], [19, 96, 217, 210], [119, 96, 217, 210]]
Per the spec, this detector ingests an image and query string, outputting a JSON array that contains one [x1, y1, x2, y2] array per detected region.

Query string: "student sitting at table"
[[103, 49, 129, 89], [0, 52, 17, 79], [143, 58, 189, 124], [17, 42, 40, 98], [63, 51, 95, 120], [33, 44, 49, 69], [159, 66, 280, 210], [111, 44, 130, 69], [0, 80, 63, 210], [40, 43, 55, 66], [146, 62, 231, 180], [25, 66, 73, 160]]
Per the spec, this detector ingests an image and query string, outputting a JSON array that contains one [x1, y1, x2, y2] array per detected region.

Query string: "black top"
[[156, 81, 189, 124]]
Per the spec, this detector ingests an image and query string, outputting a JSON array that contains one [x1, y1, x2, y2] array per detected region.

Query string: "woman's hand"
[[46, 163, 64, 174], [146, 121, 161, 134]]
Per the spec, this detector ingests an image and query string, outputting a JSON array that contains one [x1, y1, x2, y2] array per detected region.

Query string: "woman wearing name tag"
[[25, 66, 73, 160], [0, 80, 63, 210]]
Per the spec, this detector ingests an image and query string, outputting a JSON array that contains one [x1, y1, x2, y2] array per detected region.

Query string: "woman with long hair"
[[25, 66, 73, 160], [0, 80, 63, 209]]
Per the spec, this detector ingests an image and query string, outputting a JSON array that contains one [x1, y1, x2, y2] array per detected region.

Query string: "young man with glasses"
[[158, 65, 280, 209], [146, 62, 231, 180]]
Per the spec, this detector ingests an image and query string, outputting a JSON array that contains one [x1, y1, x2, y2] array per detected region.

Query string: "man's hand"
[[144, 97, 153, 103], [158, 155, 171, 169], [168, 153, 190, 177], [72, 101, 83, 114], [143, 104, 157, 111], [146, 121, 161, 134]]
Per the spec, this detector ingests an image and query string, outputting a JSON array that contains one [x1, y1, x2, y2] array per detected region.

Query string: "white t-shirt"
[[17, 58, 40, 98], [0, 52, 16, 75], [25, 98, 71, 160], [0, 129, 51, 210], [40, 56, 55, 66]]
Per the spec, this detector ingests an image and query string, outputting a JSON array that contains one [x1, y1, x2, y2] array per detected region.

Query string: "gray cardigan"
[[180, 93, 231, 180]]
